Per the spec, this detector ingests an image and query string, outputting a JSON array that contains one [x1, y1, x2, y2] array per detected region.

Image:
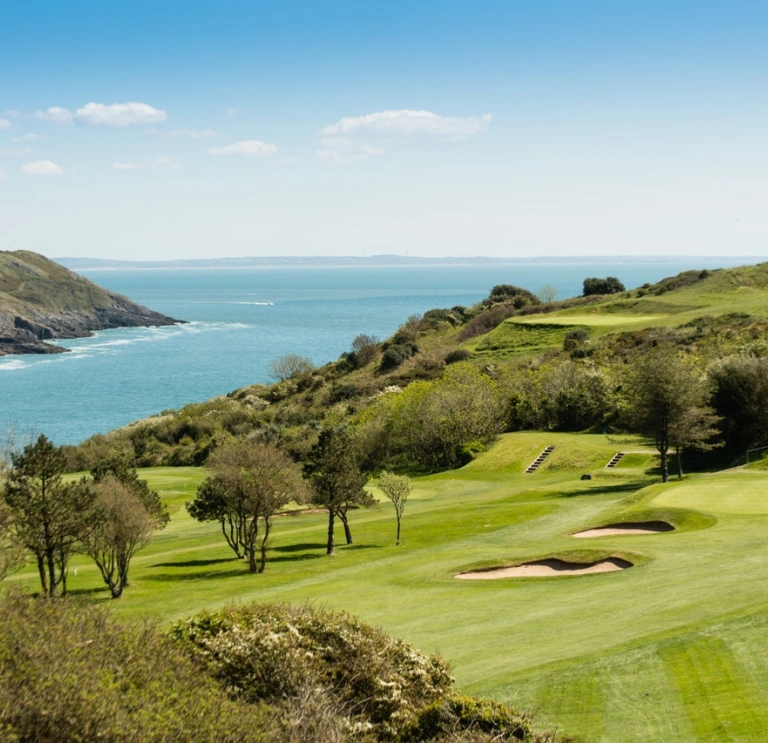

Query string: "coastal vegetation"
[[5, 260, 768, 740]]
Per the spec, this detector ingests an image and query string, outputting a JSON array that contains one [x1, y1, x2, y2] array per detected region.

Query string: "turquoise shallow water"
[[0, 260, 749, 444]]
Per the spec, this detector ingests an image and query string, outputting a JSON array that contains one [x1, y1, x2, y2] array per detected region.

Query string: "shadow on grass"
[[148, 568, 247, 582], [341, 544, 382, 551], [150, 557, 238, 569], [272, 542, 326, 553], [68, 586, 111, 597], [556, 480, 649, 498]]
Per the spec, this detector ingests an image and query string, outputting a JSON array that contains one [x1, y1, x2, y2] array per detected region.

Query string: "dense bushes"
[[0, 593, 270, 743], [582, 277, 625, 296], [0, 595, 562, 743], [363, 363, 505, 469], [172, 602, 454, 740]]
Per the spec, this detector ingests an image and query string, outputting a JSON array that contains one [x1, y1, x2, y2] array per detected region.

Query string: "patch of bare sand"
[[572, 521, 674, 538], [455, 557, 632, 579]]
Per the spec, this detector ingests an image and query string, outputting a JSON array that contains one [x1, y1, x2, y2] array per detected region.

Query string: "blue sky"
[[2, 1, 768, 260]]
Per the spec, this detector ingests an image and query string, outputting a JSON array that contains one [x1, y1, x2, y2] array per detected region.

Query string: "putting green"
[[512, 315, 664, 327], [654, 471, 768, 514]]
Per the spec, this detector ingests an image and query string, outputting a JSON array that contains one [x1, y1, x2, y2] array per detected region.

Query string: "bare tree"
[[188, 441, 306, 572], [537, 284, 558, 304], [378, 471, 411, 545], [82, 476, 162, 598], [351, 334, 380, 367], [268, 354, 314, 382]]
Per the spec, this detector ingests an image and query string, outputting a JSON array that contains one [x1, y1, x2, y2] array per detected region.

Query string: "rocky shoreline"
[[0, 300, 183, 355], [0, 251, 183, 356]]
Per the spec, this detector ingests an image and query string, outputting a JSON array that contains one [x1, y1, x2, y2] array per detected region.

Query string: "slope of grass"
[[12, 430, 768, 742]]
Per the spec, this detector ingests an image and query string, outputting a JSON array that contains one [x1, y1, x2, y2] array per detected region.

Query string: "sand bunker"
[[456, 557, 633, 579], [572, 521, 674, 538]]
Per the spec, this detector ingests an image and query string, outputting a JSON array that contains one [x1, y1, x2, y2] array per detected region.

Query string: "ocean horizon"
[[0, 257, 755, 445]]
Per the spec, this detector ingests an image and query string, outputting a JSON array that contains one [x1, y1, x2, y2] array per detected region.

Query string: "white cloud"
[[34, 107, 73, 124], [4, 110, 20, 119], [0, 119, 13, 130], [32, 102, 166, 127], [207, 140, 277, 157], [21, 160, 63, 175], [279, 156, 299, 165], [74, 102, 166, 127], [0, 148, 33, 156], [113, 155, 180, 171], [12, 133, 45, 142], [225, 108, 243, 116], [320, 110, 491, 139], [166, 128, 218, 138], [317, 137, 384, 163], [317, 109, 491, 162], [0, 170, 5, 181]]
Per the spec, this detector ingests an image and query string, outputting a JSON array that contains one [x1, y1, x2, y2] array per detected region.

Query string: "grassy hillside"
[[11, 430, 768, 741], [0, 250, 179, 355], [66, 260, 768, 472]]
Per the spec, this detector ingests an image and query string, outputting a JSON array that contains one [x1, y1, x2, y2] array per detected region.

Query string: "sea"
[[0, 259, 754, 445]]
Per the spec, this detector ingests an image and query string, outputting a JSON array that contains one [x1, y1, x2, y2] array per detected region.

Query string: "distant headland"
[[0, 251, 183, 356]]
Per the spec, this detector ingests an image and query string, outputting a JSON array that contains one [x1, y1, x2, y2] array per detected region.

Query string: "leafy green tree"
[[82, 475, 165, 598], [626, 347, 715, 482], [583, 276, 625, 296], [90, 451, 169, 587], [303, 427, 373, 555], [709, 355, 768, 453], [188, 441, 306, 572], [669, 406, 723, 478], [379, 471, 411, 545], [187, 475, 247, 559], [3, 434, 97, 596]]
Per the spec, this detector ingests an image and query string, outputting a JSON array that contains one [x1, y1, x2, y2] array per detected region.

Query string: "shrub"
[[0, 592, 269, 743], [172, 602, 453, 739], [456, 306, 518, 341], [488, 285, 540, 308], [562, 328, 590, 353], [445, 349, 471, 365], [399, 694, 541, 742], [582, 277, 625, 296], [380, 344, 418, 373]]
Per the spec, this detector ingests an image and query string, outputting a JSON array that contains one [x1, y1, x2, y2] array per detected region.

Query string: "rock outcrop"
[[0, 250, 183, 356]]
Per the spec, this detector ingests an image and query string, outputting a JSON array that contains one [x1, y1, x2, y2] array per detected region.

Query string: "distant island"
[[0, 251, 182, 356], [54, 254, 759, 271]]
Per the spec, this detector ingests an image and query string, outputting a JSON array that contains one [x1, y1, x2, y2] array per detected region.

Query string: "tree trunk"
[[46, 548, 57, 597], [396, 518, 401, 546], [676, 446, 683, 479], [36, 552, 48, 596], [660, 447, 669, 483], [342, 515, 353, 545], [326, 510, 335, 555], [258, 519, 271, 574]]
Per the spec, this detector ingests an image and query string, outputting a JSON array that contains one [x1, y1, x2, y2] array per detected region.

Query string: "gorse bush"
[[172, 602, 454, 740], [0, 592, 270, 743]]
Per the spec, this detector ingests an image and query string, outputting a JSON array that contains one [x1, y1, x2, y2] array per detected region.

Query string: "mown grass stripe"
[[660, 636, 768, 740]]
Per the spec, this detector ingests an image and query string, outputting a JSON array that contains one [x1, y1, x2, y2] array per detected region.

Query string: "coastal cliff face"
[[0, 250, 182, 356]]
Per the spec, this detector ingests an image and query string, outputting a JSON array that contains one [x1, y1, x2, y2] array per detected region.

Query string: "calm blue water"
[[0, 260, 749, 444]]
